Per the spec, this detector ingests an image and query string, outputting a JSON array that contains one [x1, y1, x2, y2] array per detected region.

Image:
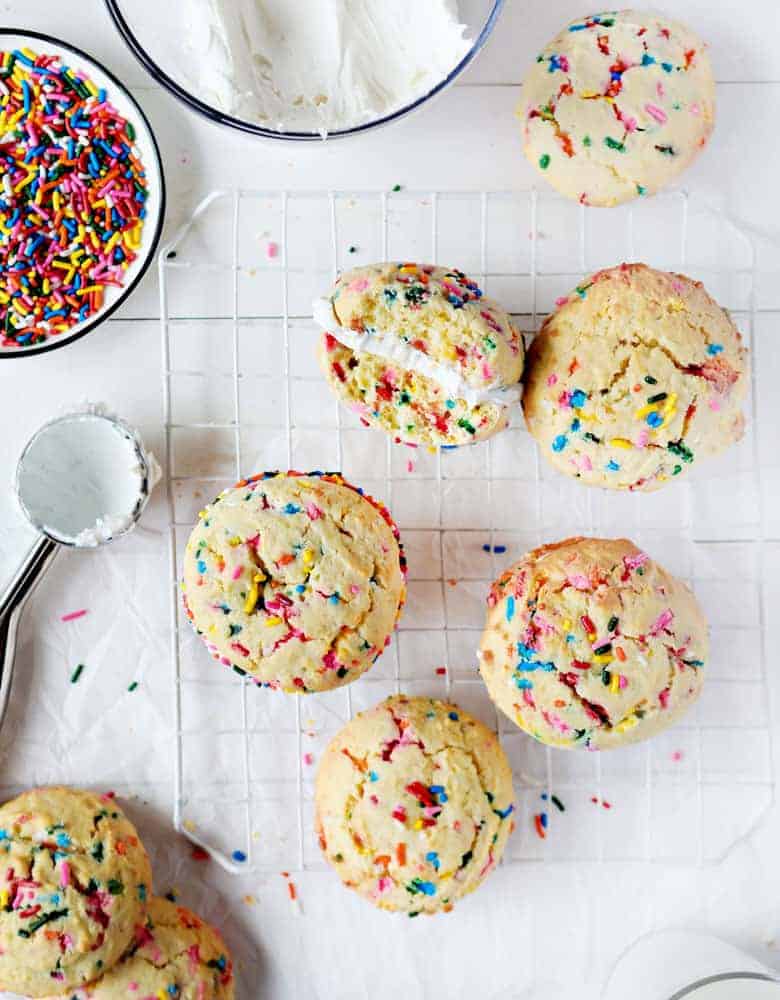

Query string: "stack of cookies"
[[0, 788, 234, 999]]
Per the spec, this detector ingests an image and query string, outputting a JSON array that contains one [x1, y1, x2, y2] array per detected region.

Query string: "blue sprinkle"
[[295, 584, 306, 593], [516, 678, 534, 689], [506, 596, 515, 622], [494, 804, 515, 819], [0, 830, 8, 841], [429, 785, 445, 794], [283, 503, 301, 514], [55, 833, 71, 848], [417, 881, 436, 896], [540, 812, 549, 829], [231, 850, 247, 863], [426, 851, 440, 871], [570, 389, 587, 408], [329, 594, 340, 605], [448, 711, 459, 721], [646, 411, 664, 428], [606, 460, 620, 471], [167, 986, 179, 997], [641, 53, 656, 66], [445, 399, 456, 409], [571, 418, 581, 432], [48, 893, 61, 905], [707, 343, 724, 356], [196, 560, 207, 574], [368, 771, 379, 782], [552, 434, 568, 453], [566, 634, 575, 643], [662, 62, 673, 73], [541, 793, 548, 800], [138, 884, 147, 901]]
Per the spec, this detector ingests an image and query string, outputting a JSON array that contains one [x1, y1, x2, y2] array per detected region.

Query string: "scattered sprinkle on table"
[[69, 663, 84, 683], [435, 666, 447, 676], [60, 608, 88, 622], [392, 184, 403, 192], [482, 544, 507, 554], [243, 894, 256, 906], [590, 796, 612, 809], [127, 681, 139, 692], [348, 245, 358, 254], [303, 752, 314, 766], [267, 240, 279, 259], [671, 750, 684, 762], [232, 849, 247, 863], [551, 794, 565, 812], [533, 813, 546, 839], [0, 47, 149, 349], [191, 846, 210, 862]]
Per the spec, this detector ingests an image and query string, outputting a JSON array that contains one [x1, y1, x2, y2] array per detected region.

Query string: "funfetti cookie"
[[0, 787, 152, 998], [314, 263, 525, 447], [479, 537, 708, 750], [315, 695, 515, 915], [45, 897, 234, 1000], [519, 10, 715, 206], [523, 264, 748, 491], [182, 471, 406, 693]]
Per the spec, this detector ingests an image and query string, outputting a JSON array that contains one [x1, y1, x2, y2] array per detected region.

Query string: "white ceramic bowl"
[[0, 30, 165, 359]]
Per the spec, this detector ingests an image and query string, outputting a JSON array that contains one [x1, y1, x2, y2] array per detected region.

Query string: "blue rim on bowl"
[[104, 0, 506, 141], [0, 29, 166, 360]]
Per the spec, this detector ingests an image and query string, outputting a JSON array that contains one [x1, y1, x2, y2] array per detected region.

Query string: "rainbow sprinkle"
[[0, 48, 148, 349]]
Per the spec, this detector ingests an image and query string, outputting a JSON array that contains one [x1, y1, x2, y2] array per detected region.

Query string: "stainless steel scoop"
[[0, 410, 155, 727]]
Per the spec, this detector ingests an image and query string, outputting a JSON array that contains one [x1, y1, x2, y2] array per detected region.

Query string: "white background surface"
[[0, 2, 779, 998]]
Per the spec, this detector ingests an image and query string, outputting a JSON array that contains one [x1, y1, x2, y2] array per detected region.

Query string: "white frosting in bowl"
[[186, 0, 471, 133]]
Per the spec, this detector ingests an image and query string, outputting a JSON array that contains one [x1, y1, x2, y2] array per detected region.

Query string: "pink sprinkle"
[[623, 551, 649, 572], [708, 397, 721, 411], [659, 688, 671, 709], [347, 277, 370, 293], [671, 750, 684, 763], [231, 566, 243, 580], [128, 984, 139, 992], [303, 753, 314, 766], [523, 688, 536, 709], [689, 102, 701, 116], [568, 573, 590, 591], [636, 428, 650, 449], [305, 503, 323, 520], [60, 609, 88, 623], [542, 709, 570, 735], [657, 82, 666, 99], [323, 650, 342, 672], [60, 861, 70, 888], [650, 608, 674, 636], [267, 241, 279, 259], [555, 297, 569, 309], [559, 55, 570, 72], [621, 115, 638, 133], [407, 460, 414, 473], [547, 373, 559, 387], [377, 876, 392, 894], [619, 675, 628, 690], [645, 103, 668, 125]]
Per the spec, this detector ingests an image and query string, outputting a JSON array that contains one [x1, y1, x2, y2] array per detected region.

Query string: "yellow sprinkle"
[[157, 991, 167, 1000], [183, 819, 197, 833], [0, 890, 7, 909], [562, 619, 572, 631], [609, 438, 633, 450], [634, 403, 659, 420], [302, 549, 314, 566], [609, 673, 620, 695], [265, 617, 283, 627], [399, 264, 417, 274], [228, 536, 242, 547], [198, 509, 208, 519], [244, 583, 259, 615], [413, 819, 424, 830], [615, 714, 639, 734], [594, 653, 614, 667], [253, 572, 266, 583]]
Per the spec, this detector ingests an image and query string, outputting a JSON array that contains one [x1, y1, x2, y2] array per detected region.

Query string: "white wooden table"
[[1, 3, 779, 997]]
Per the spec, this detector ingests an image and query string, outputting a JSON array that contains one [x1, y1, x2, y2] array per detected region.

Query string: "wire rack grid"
[[158, 187, 772, 876]]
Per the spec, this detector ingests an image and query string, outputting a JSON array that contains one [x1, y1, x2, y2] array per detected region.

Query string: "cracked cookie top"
[[519, 10, 715, 206], [45, 897, 234, 1000], [317, 263, 525, 447], [479, 537, 708, 750], [314, 695, 515, 914], [0, 787, 152, 997], [182, 472, 406, 693], [523, 264, 748, 491]]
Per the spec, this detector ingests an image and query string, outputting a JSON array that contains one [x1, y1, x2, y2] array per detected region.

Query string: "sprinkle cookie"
[[315, 695, 515, 914], [45, 897, 234, 1000], [479, 538, 708, 750], [182, 472, 406, 693], [519, 10, 715, 206], [0, 787, 152, 997], [523, 264, 748, 491], [0, 47, 149, 350], [315, 263, 525, 447]]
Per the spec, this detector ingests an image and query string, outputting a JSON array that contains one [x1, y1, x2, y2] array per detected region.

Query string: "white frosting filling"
[[186, 0, 471, 133], [313, 297, 521, 407]]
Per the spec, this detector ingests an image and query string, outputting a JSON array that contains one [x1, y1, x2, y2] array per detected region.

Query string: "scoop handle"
[[0, 536, 59, 729]]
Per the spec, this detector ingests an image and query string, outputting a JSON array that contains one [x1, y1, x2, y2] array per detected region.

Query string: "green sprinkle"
[[607, 616, 619, 632], [601, 668, 612, 686], [539, 153, 551, 170], [348, 245, 357, 254], [647, 392, 667, 404], [70, 664, 84, 684], [127, 682, 139, 692], [107, 879, 124, 895], [392, 184, 402, 192], [668, 439, 694, 463], [605, 136, 626, 152], [18, 908, 68, 937], [583, 135, 592, 147], [457, 418, 477, 436], [644, 375, 658, 385]]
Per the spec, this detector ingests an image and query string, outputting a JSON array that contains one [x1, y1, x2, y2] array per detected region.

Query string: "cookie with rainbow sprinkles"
[[0, 787, 152, 997], [44, 897, 234, 1000], [314, 262, 525, 447], [523, 263, 748, 491], [182, 471, 406, 693], [479, 537, 708, 750], [315, 695, 515, 914], [519, 10, 715, 206]]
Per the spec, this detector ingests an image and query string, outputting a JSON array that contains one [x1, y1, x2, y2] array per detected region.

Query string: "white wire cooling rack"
[[158, 187, 772, 876]]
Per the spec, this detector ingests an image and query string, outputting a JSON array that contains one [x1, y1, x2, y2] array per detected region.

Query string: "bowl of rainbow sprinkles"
[[0, 30, 164, 358]]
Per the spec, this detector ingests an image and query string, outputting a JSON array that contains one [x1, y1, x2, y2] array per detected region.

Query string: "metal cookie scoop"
[[0, 409, 156, 727]]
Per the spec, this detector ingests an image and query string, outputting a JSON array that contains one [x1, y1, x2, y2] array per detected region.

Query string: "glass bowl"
[[105, 0, 505, 140]]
